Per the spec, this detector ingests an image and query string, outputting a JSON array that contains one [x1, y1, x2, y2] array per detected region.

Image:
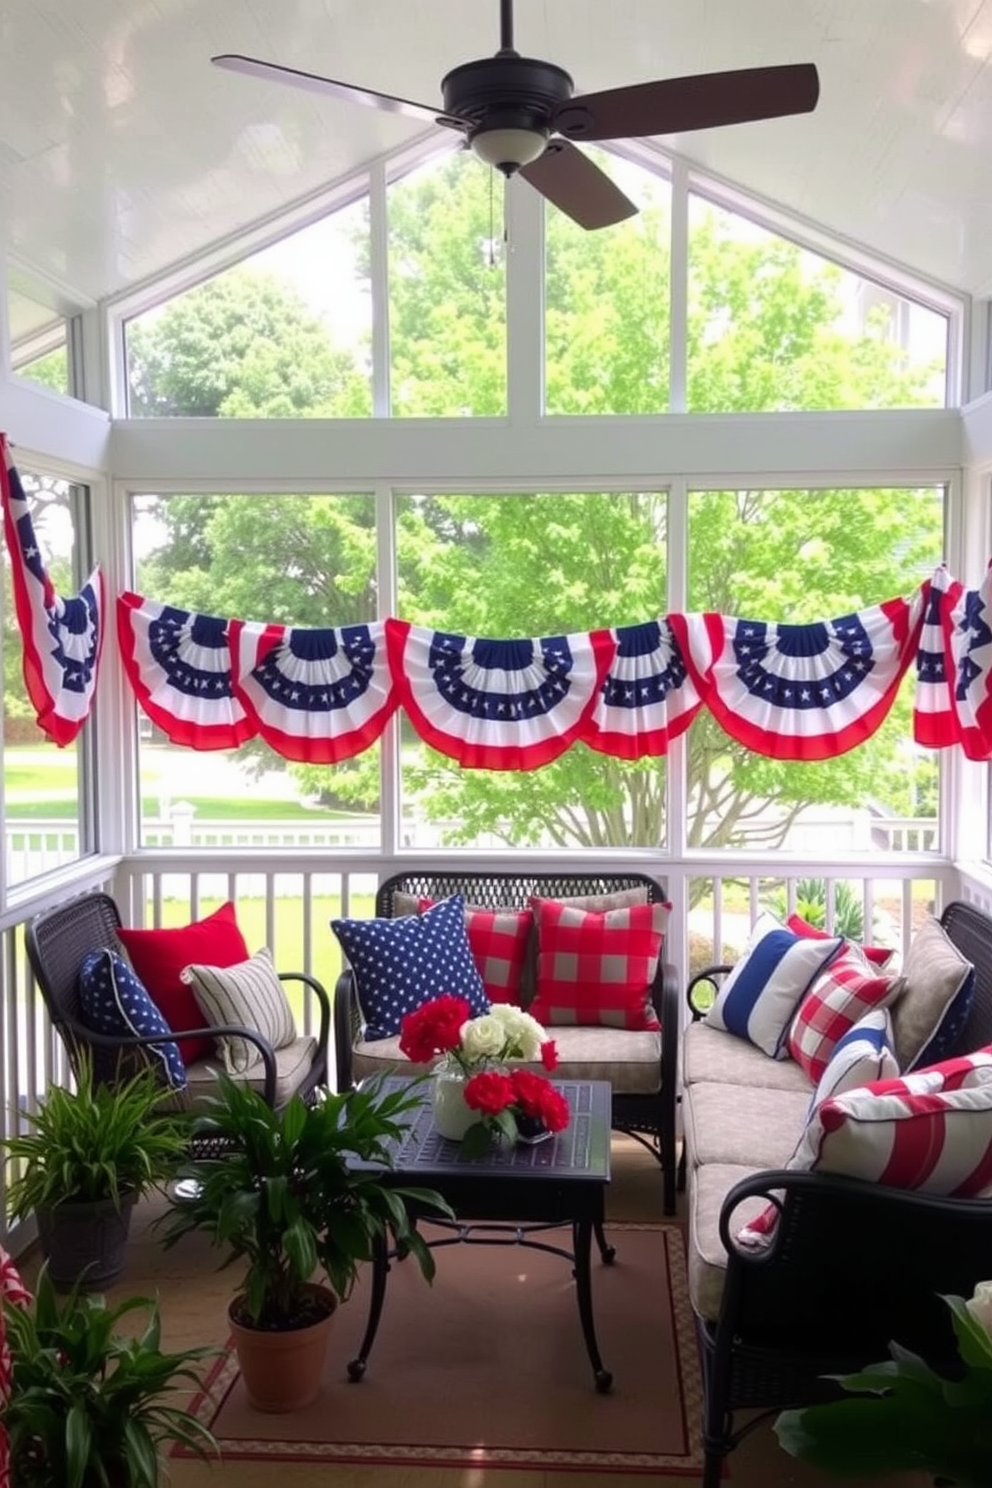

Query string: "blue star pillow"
[[78, 949, 188, 1091], [331, 893, 489, 1042]]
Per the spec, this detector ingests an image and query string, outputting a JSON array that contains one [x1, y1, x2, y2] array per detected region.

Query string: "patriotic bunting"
[[0, 433, 103, 747], [386, 618, 614, 770], [583, 617, 705, 758], [671, 594, 924, 761], [914, 566, 963, 749], [230, 619, 397, 763], [944, 562, 992, 761], [117, 592, 254, 751]]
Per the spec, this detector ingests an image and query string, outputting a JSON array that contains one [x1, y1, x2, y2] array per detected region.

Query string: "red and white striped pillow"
[[786, 943, 902, 1083]]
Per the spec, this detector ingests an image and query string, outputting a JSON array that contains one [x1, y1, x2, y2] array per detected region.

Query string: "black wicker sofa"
[[683, 898, 992, 1487], [332, 868, 680, 1212]]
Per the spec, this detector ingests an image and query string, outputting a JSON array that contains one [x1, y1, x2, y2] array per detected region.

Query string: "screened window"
[[124, 196, 372, 417], [687, 195, 949, 412], [686, 484, 945, 857], [395, 489, 668, 849], [544, 151, 671, 415], [130, 491, 380, 849], [8, 285, 69, 396], [3, 469, 92, 887], [388, 151, 507, 416]]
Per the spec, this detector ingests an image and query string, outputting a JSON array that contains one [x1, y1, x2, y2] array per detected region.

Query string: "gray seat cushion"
[[682, 1020, 813, 1092], [183, 1035, 318, 1110]]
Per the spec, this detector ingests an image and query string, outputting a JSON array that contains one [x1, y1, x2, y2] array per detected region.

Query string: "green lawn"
[[9, 797, 354, 822]]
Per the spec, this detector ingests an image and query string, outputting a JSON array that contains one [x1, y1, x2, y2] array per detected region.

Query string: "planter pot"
[[229, 1283, 337, 1412], [430, 1068, 478, 1141], [37, 1191, 137, 1292]]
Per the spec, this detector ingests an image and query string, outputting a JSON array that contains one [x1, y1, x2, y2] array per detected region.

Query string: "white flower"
[[460, 1014, 508, 1064], [486, 1004, 549, 1061], [966, 1280, 992, 1336]]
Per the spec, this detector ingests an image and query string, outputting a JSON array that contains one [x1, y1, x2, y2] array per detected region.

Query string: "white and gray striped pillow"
[[181, 947, 296, 1074]]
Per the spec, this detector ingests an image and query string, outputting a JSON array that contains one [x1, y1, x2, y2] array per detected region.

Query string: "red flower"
[[463, 1070, 516, 1115], [540, 1039, 558, 1072], [535, 1084, 570, 1133], [509, 1069, 570, 1132], [399, 994, 471, 1064]]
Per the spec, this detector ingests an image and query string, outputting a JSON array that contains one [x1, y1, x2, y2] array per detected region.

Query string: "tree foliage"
[[126, 149, 945, 848]]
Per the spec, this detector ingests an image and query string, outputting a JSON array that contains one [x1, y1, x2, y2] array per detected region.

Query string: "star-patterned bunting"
[[584, 617, 705, 758], [0, 432, 103, 746]]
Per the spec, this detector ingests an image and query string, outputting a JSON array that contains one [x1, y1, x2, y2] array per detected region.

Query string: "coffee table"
[[346, 1075, 615, 1391]]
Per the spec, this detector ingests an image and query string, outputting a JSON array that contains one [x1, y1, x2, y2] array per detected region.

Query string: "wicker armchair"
[[25, 891, 331, 1116]]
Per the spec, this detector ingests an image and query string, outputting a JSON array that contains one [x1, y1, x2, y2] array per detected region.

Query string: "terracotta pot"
[[228, 1283, 337, 1412]]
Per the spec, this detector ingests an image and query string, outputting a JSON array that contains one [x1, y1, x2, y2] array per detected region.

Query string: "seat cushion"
[[182, 947, 297, 1075], [687, 1161, 770, 1323], [332, 894, 489, 1041], [183, 1036, 318, 1110], [117, 901, 249, 1063], [682, 1021, 813, 1093], [682, 1082, 811, 1169], [352, 1025, 663, 1097]]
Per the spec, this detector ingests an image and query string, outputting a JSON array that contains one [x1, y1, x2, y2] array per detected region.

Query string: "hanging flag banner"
[[670, 592, 924, 760], [0, 433, 103, 747], [583, 617, 705, 758], [230, 618, 397, 763], [944, 561, 992, 761], [117, 592, 254, 751], [386, 618, 614, 770], [914, 565, 963, 749]]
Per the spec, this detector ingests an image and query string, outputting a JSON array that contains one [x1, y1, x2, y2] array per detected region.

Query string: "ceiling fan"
[[212, 0, 819, 231]]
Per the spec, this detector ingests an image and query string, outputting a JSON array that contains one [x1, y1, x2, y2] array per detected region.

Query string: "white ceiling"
[[4, 0, 992, 318]]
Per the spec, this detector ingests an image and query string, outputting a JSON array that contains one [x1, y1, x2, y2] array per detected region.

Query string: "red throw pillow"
[[419, 897, 531, 1005], [528, 897, 670, 1031], [117, 902, 250, 1062], [786, 912, 893, 967]]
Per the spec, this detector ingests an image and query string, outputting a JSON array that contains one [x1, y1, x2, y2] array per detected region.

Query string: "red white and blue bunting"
[[230, 619, 397, 763], [385, 618, 614, 770], [914, 566, 961, 750], [943, 562, 992, 761], [671, 594, 924, 761], [583, 617, 705, 758], [117, 592, 254, 751], [0, 433, 103, 747]]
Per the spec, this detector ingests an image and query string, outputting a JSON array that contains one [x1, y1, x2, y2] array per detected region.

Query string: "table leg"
[[572, 1218, 613, 1393], [346, 1229, 388, 1381]]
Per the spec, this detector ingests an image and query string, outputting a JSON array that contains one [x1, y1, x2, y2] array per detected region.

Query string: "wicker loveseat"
[[681, 899, 992, 1488], [332, 868, 680, 1213]]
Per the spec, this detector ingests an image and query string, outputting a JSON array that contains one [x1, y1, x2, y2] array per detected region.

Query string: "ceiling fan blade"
[[211, 54, 461, 129], [518, 141, 638, 231], [555, 63, 820, 141]]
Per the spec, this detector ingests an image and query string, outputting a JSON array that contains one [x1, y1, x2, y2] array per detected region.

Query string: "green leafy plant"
[[775, 1292, 992, 1486], [157, 1072, 454, 1328], [773, 878, 867, 942], [3, 1058, 187, 1218], [3, 1264, 218, 1488]]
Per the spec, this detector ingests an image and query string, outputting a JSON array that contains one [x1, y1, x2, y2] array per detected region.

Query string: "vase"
[[515, 1113, 552, 1145], [431, 1068, 478, 1141]]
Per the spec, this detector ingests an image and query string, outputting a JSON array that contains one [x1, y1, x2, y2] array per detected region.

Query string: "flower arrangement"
[[774, 1280, 992, 1486], [399, 995, 570, 1156]]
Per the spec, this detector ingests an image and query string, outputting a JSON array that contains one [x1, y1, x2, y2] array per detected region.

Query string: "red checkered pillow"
[[786, 912, 893, 967], [528, 897, 670, 1031], [786, 943, 901, 1083], [419, 898, 531, 1006]]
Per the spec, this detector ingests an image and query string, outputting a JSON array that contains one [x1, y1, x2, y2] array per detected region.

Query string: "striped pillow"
[[787, 943, 902, 1083], [705, 912, 843, 1059], [182, 947, 297, 1074]]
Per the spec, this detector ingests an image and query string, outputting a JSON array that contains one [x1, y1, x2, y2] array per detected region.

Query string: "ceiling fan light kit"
[[212, 0, 819, 230]]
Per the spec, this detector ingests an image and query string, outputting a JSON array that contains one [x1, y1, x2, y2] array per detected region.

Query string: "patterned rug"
[[178, 1221, 704, 1476]]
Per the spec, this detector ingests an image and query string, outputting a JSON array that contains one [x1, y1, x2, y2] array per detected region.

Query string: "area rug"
[[177, 1221, 704, 1476]]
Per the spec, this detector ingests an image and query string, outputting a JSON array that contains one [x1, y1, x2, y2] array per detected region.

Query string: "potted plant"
[[157, 1071, 453, 1413], [2, 1263, 218, 1488], [3, 1057, 187, 1291]]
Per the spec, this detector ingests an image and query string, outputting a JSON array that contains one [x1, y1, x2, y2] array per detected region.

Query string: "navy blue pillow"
[[78, 949, 187, 1091], [331, 893, 489, 1042]]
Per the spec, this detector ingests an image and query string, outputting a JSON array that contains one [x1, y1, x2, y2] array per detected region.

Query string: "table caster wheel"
[[601, 1244, 616, 1264], [595, 1369, 613, 1393], [347, 1358, 367, 1382]]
